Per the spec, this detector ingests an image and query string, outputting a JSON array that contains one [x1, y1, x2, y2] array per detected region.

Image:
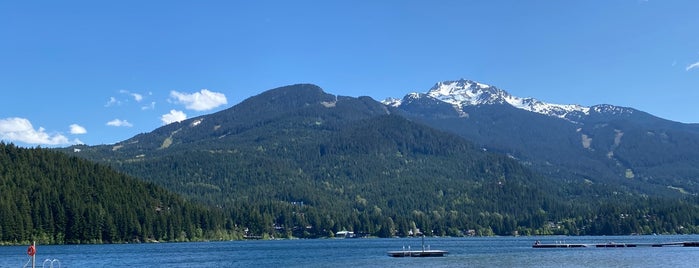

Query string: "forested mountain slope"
[[0, 142, 235, 244], [387, 79, 699, 197], [60, 84, 699, 238]]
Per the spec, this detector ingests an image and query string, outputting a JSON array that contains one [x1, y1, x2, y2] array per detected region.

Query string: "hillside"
[[61, 84, 699, 238], [0, 142, 236, 244], [387, 79, 699, 197]]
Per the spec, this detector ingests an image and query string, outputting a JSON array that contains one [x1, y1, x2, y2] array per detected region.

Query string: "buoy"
[[27, 245, 36, 257]]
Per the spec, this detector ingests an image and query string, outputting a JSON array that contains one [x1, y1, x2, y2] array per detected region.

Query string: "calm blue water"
[[2, 235, 699, 267]]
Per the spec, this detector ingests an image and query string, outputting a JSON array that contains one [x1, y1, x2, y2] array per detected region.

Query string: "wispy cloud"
[[107, 90, 146, 108], [142, 101, 156, 110], [70, 124, 87, 134], [161, 109, 187, 125], [120, 89, 143, 102], [687, 61, 699, 71], [105, 96, 119, 107], [0, 117, 70, 145], [170, 89, 228, 111], [106, 119, 133, 127]]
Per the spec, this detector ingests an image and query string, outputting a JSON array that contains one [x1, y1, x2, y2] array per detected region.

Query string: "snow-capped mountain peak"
[[381, 97, 403, 107], [426, 79, 508, 106], [385, 79, 592, 121]]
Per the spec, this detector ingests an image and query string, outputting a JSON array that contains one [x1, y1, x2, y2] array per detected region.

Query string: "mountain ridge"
[[63, 84, 586, 237], [383, 78, 639, 123], [57, 82, 699, 238]]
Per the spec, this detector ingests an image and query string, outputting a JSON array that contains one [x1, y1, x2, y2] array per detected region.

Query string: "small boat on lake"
[[335, 230, 356, 238]]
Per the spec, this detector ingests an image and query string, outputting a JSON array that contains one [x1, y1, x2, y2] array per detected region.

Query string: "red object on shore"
[[27, 245, 36, 256]]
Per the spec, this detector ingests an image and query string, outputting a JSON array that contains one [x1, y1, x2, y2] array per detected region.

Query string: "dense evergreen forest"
[[0, 142, 238, 244], [117, 114, 699, 238]]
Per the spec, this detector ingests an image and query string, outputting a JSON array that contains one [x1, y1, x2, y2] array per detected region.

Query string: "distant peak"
[[434, 79, 492, 90], [394, 79, 593, 122], [381, 97, 403, 107], [426, 79, 510, 107]]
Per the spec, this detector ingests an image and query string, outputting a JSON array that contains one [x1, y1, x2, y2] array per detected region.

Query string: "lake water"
[[2, 235, 699, 267]]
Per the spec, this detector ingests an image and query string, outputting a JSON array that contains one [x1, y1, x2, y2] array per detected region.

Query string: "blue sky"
[[2, 0, 698, 147]]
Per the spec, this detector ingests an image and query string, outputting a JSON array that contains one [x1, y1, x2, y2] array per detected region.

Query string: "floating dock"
[[387, 249, 448, 257], [532, 243, 587, 248], [533, 241, 699, 248], [388, 235, 448, 257]]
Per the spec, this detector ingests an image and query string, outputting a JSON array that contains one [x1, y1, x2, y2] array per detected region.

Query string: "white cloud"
[[161, 109, 187, 125], [70, 124, 87, 134], [170, 89, 228, 111], [106, 119, 133, 127], [687, 61, 699, 71], [105, 97, 119, 107], [0, 117, 70, 145]]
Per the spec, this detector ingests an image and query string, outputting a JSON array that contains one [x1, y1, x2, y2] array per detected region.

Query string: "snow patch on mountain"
[[592, 104, 634, 116], [191, 118, 203, 127], [382, 97, 403, 107]]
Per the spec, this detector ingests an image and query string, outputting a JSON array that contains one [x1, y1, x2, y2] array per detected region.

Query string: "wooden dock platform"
[[532, 243, 587, 248], [387, 249, 448, 257], [533, 241, 699, 248], [388, 235, 448, 257]]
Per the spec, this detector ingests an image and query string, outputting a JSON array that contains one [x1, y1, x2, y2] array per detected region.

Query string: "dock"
[[388, 235, 448, 257], [533, 241, 699, 248], [387, 249, 448, 257], [532, 243, 587, 248]]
